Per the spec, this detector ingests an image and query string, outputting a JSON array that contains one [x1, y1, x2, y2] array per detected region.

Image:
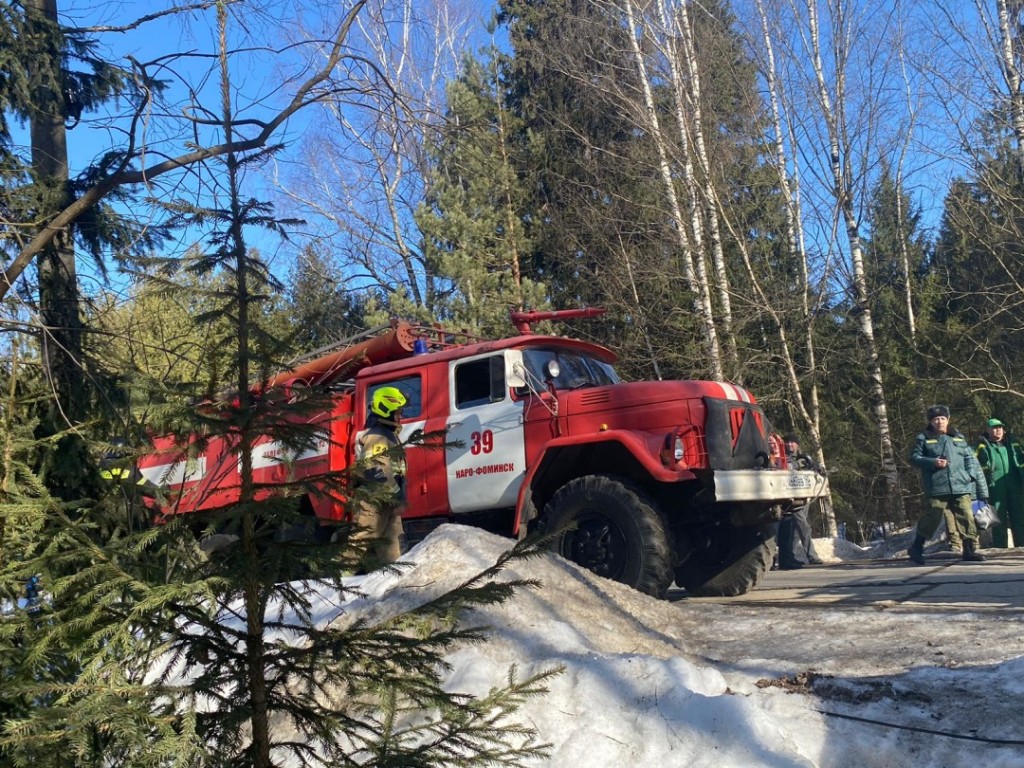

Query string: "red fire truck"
[[139, 309, 827, 598]]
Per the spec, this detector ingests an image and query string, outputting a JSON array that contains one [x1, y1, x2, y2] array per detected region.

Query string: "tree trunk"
[[997, 0, 1024, 165], [217, 4, 270, 762], [29, 0, 85, 427], [748, 0, 836, 535], [622, 0, 723, 380], [894, 167, 918, 345], [806, 0, 904, 522], [674, 0, 740, 379]]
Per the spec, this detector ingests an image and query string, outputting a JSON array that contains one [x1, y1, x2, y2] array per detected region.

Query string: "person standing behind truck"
[[353, 386, 408, 571], [909, 405, 988, 564], [975, 418, 1024, 548], [776, 433, 825, 570]]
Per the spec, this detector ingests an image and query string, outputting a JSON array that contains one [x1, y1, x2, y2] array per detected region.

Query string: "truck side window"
[[455, 356, 505, 409], [367, 376, 422, 419]]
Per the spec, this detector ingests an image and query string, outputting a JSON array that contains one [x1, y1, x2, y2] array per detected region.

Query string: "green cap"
[[988, 418, 1005, 428]]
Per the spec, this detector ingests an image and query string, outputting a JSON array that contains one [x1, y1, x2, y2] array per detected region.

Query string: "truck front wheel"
[[674, 524, 776, 597], [540, 475, 673, 598]]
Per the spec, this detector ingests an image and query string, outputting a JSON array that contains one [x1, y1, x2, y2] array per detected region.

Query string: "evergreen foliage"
[[0, 0, 167, 503], [415, 55, 548, 337], [279, 244, 372, 356], [3, 6, 558, 763]]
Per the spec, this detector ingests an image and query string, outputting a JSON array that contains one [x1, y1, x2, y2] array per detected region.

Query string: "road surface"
[[660, 549, 1024, 679], [708, 550, 1024, 613]]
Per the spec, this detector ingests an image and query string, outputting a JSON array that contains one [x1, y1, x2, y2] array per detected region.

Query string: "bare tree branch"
[[66, 1, 234, 34], [0, 0, 369, 301]]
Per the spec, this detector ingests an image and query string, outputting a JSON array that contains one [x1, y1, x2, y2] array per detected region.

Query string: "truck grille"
[[703, 397, 769, 470]]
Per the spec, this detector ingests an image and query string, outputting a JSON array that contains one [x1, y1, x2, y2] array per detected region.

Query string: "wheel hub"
[[568, 517, 625, 578]]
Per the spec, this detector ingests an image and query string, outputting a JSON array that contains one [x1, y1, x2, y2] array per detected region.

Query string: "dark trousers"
[[778, 505, 819, 569]]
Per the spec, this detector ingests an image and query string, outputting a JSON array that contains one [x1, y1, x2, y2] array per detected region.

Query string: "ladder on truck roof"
[[270, 308, 604, 391], [286, 320, 485, 369], [266, 319, 487, 391]]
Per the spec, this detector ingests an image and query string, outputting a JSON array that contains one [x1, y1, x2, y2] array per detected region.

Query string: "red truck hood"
[[563, 380, 755, 415]]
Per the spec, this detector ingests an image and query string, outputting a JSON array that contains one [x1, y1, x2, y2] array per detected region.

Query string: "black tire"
[[541, 475, 673, 598], [675, 524, 776, 597]]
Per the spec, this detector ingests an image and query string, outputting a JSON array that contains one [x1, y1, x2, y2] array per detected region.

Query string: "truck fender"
[[511, 431, 696, 537]]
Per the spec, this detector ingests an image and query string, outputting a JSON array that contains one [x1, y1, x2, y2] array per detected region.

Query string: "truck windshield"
[[520, 347, 620, 391]]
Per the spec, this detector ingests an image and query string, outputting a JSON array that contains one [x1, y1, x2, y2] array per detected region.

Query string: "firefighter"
[[99, 438, 159, 532], [99, 437, 162, 493], [353, 386, 407, 570]]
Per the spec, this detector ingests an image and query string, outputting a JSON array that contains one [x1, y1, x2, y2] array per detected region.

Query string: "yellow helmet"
[[371, 386, 407, 419]]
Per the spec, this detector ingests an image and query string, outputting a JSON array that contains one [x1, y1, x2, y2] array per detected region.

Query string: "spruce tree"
[[280, 244, 371, 356], [930, 134, 1024, 417], [0, 0, 165, 499], [3, 5, 556, 763]]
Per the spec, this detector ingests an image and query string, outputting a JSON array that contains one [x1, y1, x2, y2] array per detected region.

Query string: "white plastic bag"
[[972, 500, 1000, 530]]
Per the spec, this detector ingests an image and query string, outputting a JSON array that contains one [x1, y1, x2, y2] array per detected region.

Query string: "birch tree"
[[996, 0, 1024, 163], [877, 2, 1024, 418], [737, 0, 915, 521], [671, 0, 740, 377], [619, 0, 724, 379], [278, 0, 479, 320]]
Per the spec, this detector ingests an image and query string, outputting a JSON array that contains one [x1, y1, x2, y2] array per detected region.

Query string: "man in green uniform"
[[909, 405, 988, 564], [975, 418, 1024, 548], [353, 386, 407, 570]]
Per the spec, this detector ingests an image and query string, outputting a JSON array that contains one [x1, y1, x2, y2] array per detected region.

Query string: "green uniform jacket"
[[975, 435, 1024, 502], [911, 427, 988, 499]]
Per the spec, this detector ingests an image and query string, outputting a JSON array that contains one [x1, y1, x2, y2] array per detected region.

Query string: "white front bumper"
[[710, 469, 829, 503]]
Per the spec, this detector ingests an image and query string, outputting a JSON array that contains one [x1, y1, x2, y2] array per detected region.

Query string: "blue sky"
[[5, 0, 997, 304]]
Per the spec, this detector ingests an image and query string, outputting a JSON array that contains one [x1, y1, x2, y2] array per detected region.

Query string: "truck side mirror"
[[506, 350, 527, 389]]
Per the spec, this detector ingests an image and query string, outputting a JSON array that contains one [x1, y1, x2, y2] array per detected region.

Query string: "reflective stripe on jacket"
[[355, 423, 406, 490]]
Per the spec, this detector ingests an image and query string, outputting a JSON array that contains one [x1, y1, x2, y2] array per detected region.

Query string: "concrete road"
[[708, 550, 1024, 612]]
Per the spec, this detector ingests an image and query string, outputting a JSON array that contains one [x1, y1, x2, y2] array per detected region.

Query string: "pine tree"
[[416, 55, 548, 338]]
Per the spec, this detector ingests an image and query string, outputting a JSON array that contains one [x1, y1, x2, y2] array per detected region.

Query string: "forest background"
[[2, 0, 1024, 761], [4, 0, 1024, 548]]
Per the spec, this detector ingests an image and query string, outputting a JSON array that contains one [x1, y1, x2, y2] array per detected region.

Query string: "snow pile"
[[332, 526, 1024, 767]]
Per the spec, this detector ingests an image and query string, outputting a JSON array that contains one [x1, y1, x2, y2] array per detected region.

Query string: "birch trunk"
[[622, 0, 724, 380], [748, 0, 836, 535], [673, 0, 740, 379], [894, 166, 918, 345], [996, 0, 1024, 163], [806, 0, 905, 521]]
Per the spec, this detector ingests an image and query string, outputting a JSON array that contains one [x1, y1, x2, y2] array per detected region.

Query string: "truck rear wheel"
[[674, 524, 776, 597], [541, 475, 673, 598]]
